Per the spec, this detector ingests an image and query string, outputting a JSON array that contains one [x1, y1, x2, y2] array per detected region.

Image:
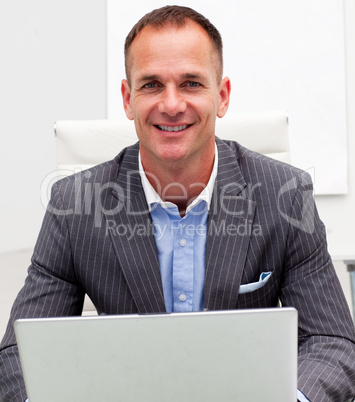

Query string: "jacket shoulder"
[[53, 142, 139, 190], [219, 138, 312, 187]]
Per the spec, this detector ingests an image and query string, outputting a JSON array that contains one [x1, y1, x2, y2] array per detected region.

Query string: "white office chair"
[[54, 110, 290, 314], [55, 110, 290, 173]]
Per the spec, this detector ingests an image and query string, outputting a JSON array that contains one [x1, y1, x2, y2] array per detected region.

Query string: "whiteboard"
[[107, 0, 347, 195]]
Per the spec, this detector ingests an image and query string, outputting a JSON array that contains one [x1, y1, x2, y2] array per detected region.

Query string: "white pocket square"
[[238, 271, 272, 294]]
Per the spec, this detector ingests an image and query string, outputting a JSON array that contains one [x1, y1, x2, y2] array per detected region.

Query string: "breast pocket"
[[239, 271, 272, 294], [236, 270, 279, 309]]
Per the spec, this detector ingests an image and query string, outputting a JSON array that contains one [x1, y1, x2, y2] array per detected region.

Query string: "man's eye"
[[144, 82, 157, 89], [187, 81, 200, 88]]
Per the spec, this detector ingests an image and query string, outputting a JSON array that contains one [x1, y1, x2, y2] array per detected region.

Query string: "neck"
[[142, 147, 215, 214]]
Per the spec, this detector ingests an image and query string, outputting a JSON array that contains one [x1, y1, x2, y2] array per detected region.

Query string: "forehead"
[[127, 22, 218, 80]]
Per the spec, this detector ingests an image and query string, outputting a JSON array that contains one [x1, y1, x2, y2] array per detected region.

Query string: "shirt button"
[[179, 293, 187, 302], [179, 239, 187, 247]]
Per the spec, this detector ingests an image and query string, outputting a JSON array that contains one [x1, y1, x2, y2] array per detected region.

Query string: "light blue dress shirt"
[[150, 201, 208, 312]]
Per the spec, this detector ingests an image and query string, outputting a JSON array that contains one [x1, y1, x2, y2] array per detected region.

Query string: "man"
[[1, 5, 354, 402]]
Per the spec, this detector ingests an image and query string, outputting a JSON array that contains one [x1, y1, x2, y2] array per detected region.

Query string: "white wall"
[[315, 0, 355, 260], [0, 1, 106, 253]]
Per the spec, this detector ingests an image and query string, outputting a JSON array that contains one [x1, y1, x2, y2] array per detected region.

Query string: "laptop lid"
[[14, 308, 298, 402]]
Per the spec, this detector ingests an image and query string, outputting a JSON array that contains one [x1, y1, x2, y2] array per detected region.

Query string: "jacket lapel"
[[105, 144, 166, 313], [204, 139, 256, 310]]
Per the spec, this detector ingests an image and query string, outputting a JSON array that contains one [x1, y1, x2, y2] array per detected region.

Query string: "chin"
[[156, 145, 189, 161]]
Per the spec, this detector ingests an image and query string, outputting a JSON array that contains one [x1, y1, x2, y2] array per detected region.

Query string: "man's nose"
[[158, 86, 187, 116]]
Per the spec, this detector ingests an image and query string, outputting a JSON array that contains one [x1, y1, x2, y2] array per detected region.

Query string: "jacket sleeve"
[[0, 182, 85, 401], [280, 171, 355, 401]]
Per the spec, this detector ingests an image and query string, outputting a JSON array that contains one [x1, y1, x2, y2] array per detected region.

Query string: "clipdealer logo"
[[277, 172, 315, 234], [40, 168, 315, 235]]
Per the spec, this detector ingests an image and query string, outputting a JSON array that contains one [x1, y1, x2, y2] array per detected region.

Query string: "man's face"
[[121, 21, 230, 169]]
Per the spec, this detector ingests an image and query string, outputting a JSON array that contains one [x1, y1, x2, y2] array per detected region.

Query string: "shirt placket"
[[172, 215, 194, 312]]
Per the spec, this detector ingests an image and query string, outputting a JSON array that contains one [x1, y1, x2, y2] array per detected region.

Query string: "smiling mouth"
[[156, 124, 191, 132]]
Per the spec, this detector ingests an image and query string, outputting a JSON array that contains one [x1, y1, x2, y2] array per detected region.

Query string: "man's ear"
[[121, 79, 134, 120], [217, 77, 231, 118]]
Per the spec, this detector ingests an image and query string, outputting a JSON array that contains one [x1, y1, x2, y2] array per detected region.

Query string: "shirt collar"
[[138, 142, 218, 213]]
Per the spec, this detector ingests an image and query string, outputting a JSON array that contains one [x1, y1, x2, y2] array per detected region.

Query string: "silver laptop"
[[14, 308, 297, 402]]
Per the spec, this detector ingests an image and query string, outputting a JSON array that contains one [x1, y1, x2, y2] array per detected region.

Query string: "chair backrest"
[[54, 110, 290, 175]]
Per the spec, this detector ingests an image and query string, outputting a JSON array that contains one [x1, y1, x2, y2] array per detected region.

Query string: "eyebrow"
[[181, 73, 203, 80], [138, 74, 160, 83], [137, 72, 204, 83]]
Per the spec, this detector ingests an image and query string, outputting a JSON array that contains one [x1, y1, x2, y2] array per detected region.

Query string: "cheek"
[[196, 99, 220, 122], [133, 97, 156, 120], [193, 92, 219, 112]]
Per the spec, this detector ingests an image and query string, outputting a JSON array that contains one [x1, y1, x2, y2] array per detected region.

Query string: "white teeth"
[[158, 125, 188, 132]]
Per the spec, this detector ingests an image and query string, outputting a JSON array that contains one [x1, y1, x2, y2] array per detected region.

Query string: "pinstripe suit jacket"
[[1, 138, 355, 401]]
